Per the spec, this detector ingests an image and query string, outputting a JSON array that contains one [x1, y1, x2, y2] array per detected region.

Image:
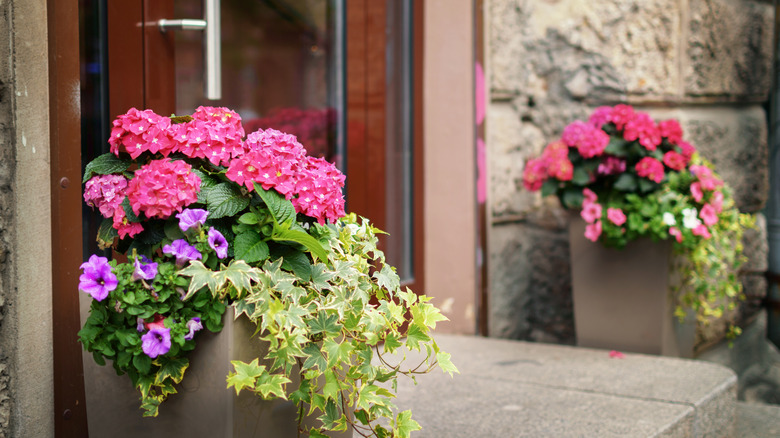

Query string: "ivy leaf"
[[356, 384, 388, 411], [373, 264, 400, 292], [226, 358, 266, 395], [179, 260, 219, 299], [302, 343, 328, 371], [222, 260, 261, 296], [324, 338, 353, 368], [155, 357, 189, 385], [82, 153, 133, 183], [233, 231, 270, 264], [435, 351, 459, 376], [254, 373, 291, 400], [405, 324, 430, 350], [205, 183, 250, 219], [254, 183, 296, 226], [393, 410, 421, 438], [322, 369, 340, 401], [309, 311, 341, 336]]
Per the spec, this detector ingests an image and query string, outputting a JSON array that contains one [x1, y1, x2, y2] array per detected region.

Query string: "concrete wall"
[[485, 0, 773, 346], [0, 0, 55, 436]]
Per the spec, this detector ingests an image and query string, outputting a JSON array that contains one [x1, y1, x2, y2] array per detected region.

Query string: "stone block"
[[685, 0, 774, 99], [488, 223, 573, 343], [488, 0, 682, 99]]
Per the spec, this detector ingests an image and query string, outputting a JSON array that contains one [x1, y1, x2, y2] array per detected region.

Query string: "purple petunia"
[[79, 254, 118, 302], [162, 239, 202, 267], [131, 255, 158, 282], [176, 208, 209, 232], [207, 227, 228, 259], [183, 317, 203, 341], [141, 326, 171, 358]]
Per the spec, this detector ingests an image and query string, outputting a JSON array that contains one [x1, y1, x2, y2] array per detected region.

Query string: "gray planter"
[[79, 300, 350, 437], [569, 218, 695, 357]]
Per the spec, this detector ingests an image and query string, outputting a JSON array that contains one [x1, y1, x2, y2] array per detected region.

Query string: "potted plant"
[[78, 107, 456, 437], [522, 104, 754, 356]]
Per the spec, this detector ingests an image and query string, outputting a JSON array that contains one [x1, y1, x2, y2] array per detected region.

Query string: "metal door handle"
[[157, 0, 221, 100]]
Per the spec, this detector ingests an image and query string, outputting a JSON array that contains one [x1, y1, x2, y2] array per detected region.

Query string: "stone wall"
[[486, 0, 774, 346]]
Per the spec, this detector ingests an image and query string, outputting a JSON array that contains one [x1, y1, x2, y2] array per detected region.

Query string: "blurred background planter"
[[569, 217, 695, 357], [79, 302, 350, 438]]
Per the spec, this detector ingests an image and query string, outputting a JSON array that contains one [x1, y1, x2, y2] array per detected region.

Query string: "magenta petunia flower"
[[163, 239, 202, 267], [177, 208, 209, 232], [132, 255, 158, 282], [207, 227, 228, 259], [581, 201, 602, 224], [141, 326, 171, 358], [183, 317, 203, 341], [584, 220, 602, 242], [79, 254, 118, 302], [699, 204, 719, 227]]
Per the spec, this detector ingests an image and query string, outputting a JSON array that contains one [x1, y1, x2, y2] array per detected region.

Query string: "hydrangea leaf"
[[97, 218, 118, 249], [614, 173, 638, 192], [271, 227, 329, 264], [204, 183, 250, 219], [82, 153, 133, 183], [233, 231, 270, 264], [254, 183, 296, 226]]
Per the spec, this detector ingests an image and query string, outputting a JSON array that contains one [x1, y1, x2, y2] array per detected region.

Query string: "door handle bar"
[[157, 0, 221, 100]]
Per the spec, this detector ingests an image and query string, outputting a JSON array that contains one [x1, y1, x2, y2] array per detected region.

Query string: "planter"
[[569, 217, 695, 357], [79, 298, 349, 437]]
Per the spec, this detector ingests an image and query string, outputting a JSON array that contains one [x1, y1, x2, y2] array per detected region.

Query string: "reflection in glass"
[[174, 0, 344, 167]]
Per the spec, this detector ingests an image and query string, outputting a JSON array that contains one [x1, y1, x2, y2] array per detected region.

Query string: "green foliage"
[[82, 153, 133, 183]]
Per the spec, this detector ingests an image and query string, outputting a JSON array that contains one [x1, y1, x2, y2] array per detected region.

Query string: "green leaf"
[[205, 183, 250, 219], [83, 153, 133, 183], [603, 137, 631, 157], [97, 218, 118, 248], [179, 260, 221, 299], [637, 177, 658, 193], [561, 188, 584, 209], [322, 369, 340, 401], [405, 324, 430, 350], [254, 183, 296, 226], [614, 173, 638, 192], [122, 197, 141, 222], [133, 353, 152, 375], [309, 311, 341, 336], [233, 231, 270, 264], [393, 410, 421, 438], [540, 179, 558, 197], [155, 357, 189, 385], [238, 212, 260, 225], [435, 351, 459, 375], [272, 246, 312, 281], [302, 343, 328, 371], [226, 358, 266, 395], [272, 227, 329, 264], [571, 168, 590, 185]]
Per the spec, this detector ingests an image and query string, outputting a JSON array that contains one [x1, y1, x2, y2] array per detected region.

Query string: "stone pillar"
[[485, 0, 774, 346]]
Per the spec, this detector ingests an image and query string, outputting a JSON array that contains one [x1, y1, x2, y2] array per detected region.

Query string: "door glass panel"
[[174, 0, 345, 167]]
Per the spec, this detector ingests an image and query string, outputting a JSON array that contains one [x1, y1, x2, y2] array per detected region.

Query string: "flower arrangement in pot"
[[78, 106, 456, 437], [522, 104, 754, 336]]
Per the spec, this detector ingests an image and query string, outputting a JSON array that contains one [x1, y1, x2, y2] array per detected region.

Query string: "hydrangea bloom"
[[177, 208, 209, 232], [658, 119, 683, 145], [132, 255, 158, 282], [597, 156, 626, 175], [79, 255, 118, 302], [522, 158, 549, 191], [208, 227, 228, 259], [635, 157, 664, 183], [561, 121, 609, 158], [163, 239, 203, 267], [662, 151, 686, 171], [226, 129, 307, 197], [584, 220, 602, 242], [609, 104, 635, 131], [112, 207, 144, 239], [84, 174, 128, 218], [623, 112, 661, 151], [292, 156, 347, 224], [141, 326, 171, 358], [108, 108, 176, 158], [127, 159, 201, 219], [588, 106, 613, 129]]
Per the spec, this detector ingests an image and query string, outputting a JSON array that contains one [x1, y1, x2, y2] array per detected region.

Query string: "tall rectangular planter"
[[569, 218, 694, 357], [79, 297, 349, 437]]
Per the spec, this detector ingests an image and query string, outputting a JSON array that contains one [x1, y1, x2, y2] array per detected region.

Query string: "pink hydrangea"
[[127, 159, 201, 219], [292, 156, 346, 224], [84, 174, 128, 218], [606, 207, 626, 226], [635, 157, 664, 183], [588, 106, 613, 129], [662, 151, 686, 171], [679, 141, 696, 160], [610, 104, 635, 131], [522, 158, 549, 191], [623, 112, 661, 151], [112, 207, 144, 239], [191, 106, 246, 166], [108, 108, 176, 159], [658, 119, 683, 145], [597, 156, 626, 175], [562, 121, 609, 158], [584, 220, 602, 242], [541, 141, 569, 161], [226, 129, 306, 197]]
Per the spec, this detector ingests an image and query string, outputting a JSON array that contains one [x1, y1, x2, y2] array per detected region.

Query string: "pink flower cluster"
[[127, 159, 201, 219], [84, 174, 128, 217], [522, 141, 573, 191], [101, 107, 347, 226], [579, 189, 626, 242]]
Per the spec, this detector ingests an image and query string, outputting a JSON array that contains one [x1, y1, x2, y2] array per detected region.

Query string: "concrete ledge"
[[394, 335, 737, 437]]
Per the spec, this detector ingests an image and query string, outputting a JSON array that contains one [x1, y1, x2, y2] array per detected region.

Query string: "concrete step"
[[393, 335, 737, 437], [735, 401, 780, 438]]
